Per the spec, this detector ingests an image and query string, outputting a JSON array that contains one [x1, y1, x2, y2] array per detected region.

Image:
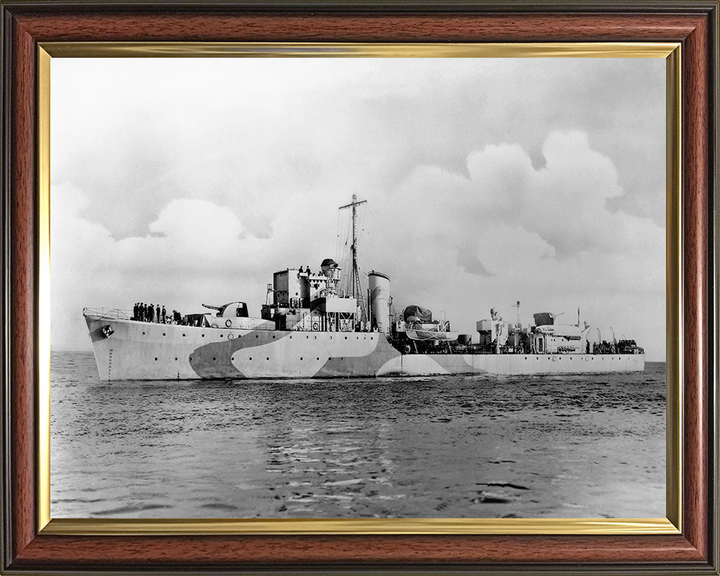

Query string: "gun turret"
[[201, 301, 249, 318]]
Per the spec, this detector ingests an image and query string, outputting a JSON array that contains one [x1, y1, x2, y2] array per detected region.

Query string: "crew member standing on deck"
[[149, 303, 155, 323], [156, 304, 161, 323], [161, 305, 166, 324]]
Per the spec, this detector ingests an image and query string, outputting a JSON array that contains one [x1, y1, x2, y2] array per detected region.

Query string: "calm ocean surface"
[[50, 351, 665, 519]]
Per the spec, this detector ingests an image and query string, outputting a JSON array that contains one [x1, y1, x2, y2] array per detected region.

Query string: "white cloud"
[[361, 131, 665, 359], [50, 58, 666, 360]]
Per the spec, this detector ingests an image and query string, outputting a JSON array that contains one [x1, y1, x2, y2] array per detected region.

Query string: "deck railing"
[[82, 307, 131, 320]]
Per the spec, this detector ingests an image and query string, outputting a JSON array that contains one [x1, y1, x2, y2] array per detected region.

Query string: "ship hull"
[[85, 315, 645, 381]]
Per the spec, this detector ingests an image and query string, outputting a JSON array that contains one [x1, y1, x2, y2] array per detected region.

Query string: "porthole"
[[220, 334, 224, 338], [273, 335, 276, 339], [174, 357, 178, 361], [182, 333, 186, 337], [163, 333, 166, 336], [202, 334, 205, 338], [154, 357, 158, 361], [345, 336, 348, 340], [316, 357, 319, 361], [266, 357, 269, 361], [300, 357, 303, 361], [142, 332, 146, 335], [213, 357, 216, 361], [256, 335, 259, 338], [249, 357, 252, 361]]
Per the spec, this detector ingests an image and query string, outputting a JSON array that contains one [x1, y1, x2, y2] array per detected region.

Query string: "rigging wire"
[[335, 209, 342, 264], [356, 202, 368, 293], [337, 209, 353, 296]]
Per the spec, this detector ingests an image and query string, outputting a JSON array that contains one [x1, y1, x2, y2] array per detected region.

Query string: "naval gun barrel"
[[201, 303, 221, 311]]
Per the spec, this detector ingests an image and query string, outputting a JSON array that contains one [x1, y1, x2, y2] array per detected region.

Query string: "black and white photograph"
[[50, 55, 666, 519]]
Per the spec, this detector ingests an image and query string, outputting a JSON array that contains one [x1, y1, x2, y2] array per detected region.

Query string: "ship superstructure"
[[83, 197, 645, 381]]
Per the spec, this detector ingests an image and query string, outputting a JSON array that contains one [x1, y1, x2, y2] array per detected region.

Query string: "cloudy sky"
[[50, 57, 666, 360]]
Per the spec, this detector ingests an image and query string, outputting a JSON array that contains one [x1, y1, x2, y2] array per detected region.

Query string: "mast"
[[339, 194, 367, 322], [512, 300, 521, 326]]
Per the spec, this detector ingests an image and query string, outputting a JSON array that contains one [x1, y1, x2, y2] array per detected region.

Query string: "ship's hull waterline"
[[85, 315, 645, 381]]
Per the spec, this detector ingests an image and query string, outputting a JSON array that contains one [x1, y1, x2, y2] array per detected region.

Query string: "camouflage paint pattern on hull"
[[85, 315, 645, 381], [376, 352, 644, 375]]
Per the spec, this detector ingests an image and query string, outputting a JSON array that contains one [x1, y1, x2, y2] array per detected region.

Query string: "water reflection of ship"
[[83, 196, 645, 381]]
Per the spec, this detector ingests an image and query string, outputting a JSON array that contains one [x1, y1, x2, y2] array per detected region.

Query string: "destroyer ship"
[[84, 196, 645, 381]]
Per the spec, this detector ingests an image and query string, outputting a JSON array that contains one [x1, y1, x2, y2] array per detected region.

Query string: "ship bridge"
[[261, 261, 359, 332]]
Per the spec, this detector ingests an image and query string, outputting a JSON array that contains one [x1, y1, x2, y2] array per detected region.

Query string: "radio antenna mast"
[[339, 194, 368, 322], [512, 301, 521, 326]]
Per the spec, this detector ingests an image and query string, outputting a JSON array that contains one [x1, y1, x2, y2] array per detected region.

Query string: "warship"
[[84, 196, 645, 381]]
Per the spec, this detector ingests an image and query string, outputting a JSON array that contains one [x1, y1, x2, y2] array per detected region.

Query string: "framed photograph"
[[1, 1, 717, 574]]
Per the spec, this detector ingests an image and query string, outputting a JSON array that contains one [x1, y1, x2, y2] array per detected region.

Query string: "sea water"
[[50, 352, 665, 518]]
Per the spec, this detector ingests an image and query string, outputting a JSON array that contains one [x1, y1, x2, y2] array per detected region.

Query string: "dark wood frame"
[[1, 1, 717, 574]]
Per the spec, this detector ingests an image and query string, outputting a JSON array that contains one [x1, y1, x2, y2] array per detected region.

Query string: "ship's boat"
[[83, 196, 645, 381], [402, 308, 459, 343], [405, 326, 460, 342]]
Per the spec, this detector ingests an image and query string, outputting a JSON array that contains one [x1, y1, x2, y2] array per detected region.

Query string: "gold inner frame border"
[[36, 41, 682, 536]]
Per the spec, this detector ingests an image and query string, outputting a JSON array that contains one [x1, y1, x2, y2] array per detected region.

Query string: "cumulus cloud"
[[50, 58, 666, 360], [52, 190, 267, 350], [361, 131, 665, 359]]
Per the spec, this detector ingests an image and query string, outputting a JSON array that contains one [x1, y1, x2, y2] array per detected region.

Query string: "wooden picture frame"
[[1, 1, 717, 573]]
